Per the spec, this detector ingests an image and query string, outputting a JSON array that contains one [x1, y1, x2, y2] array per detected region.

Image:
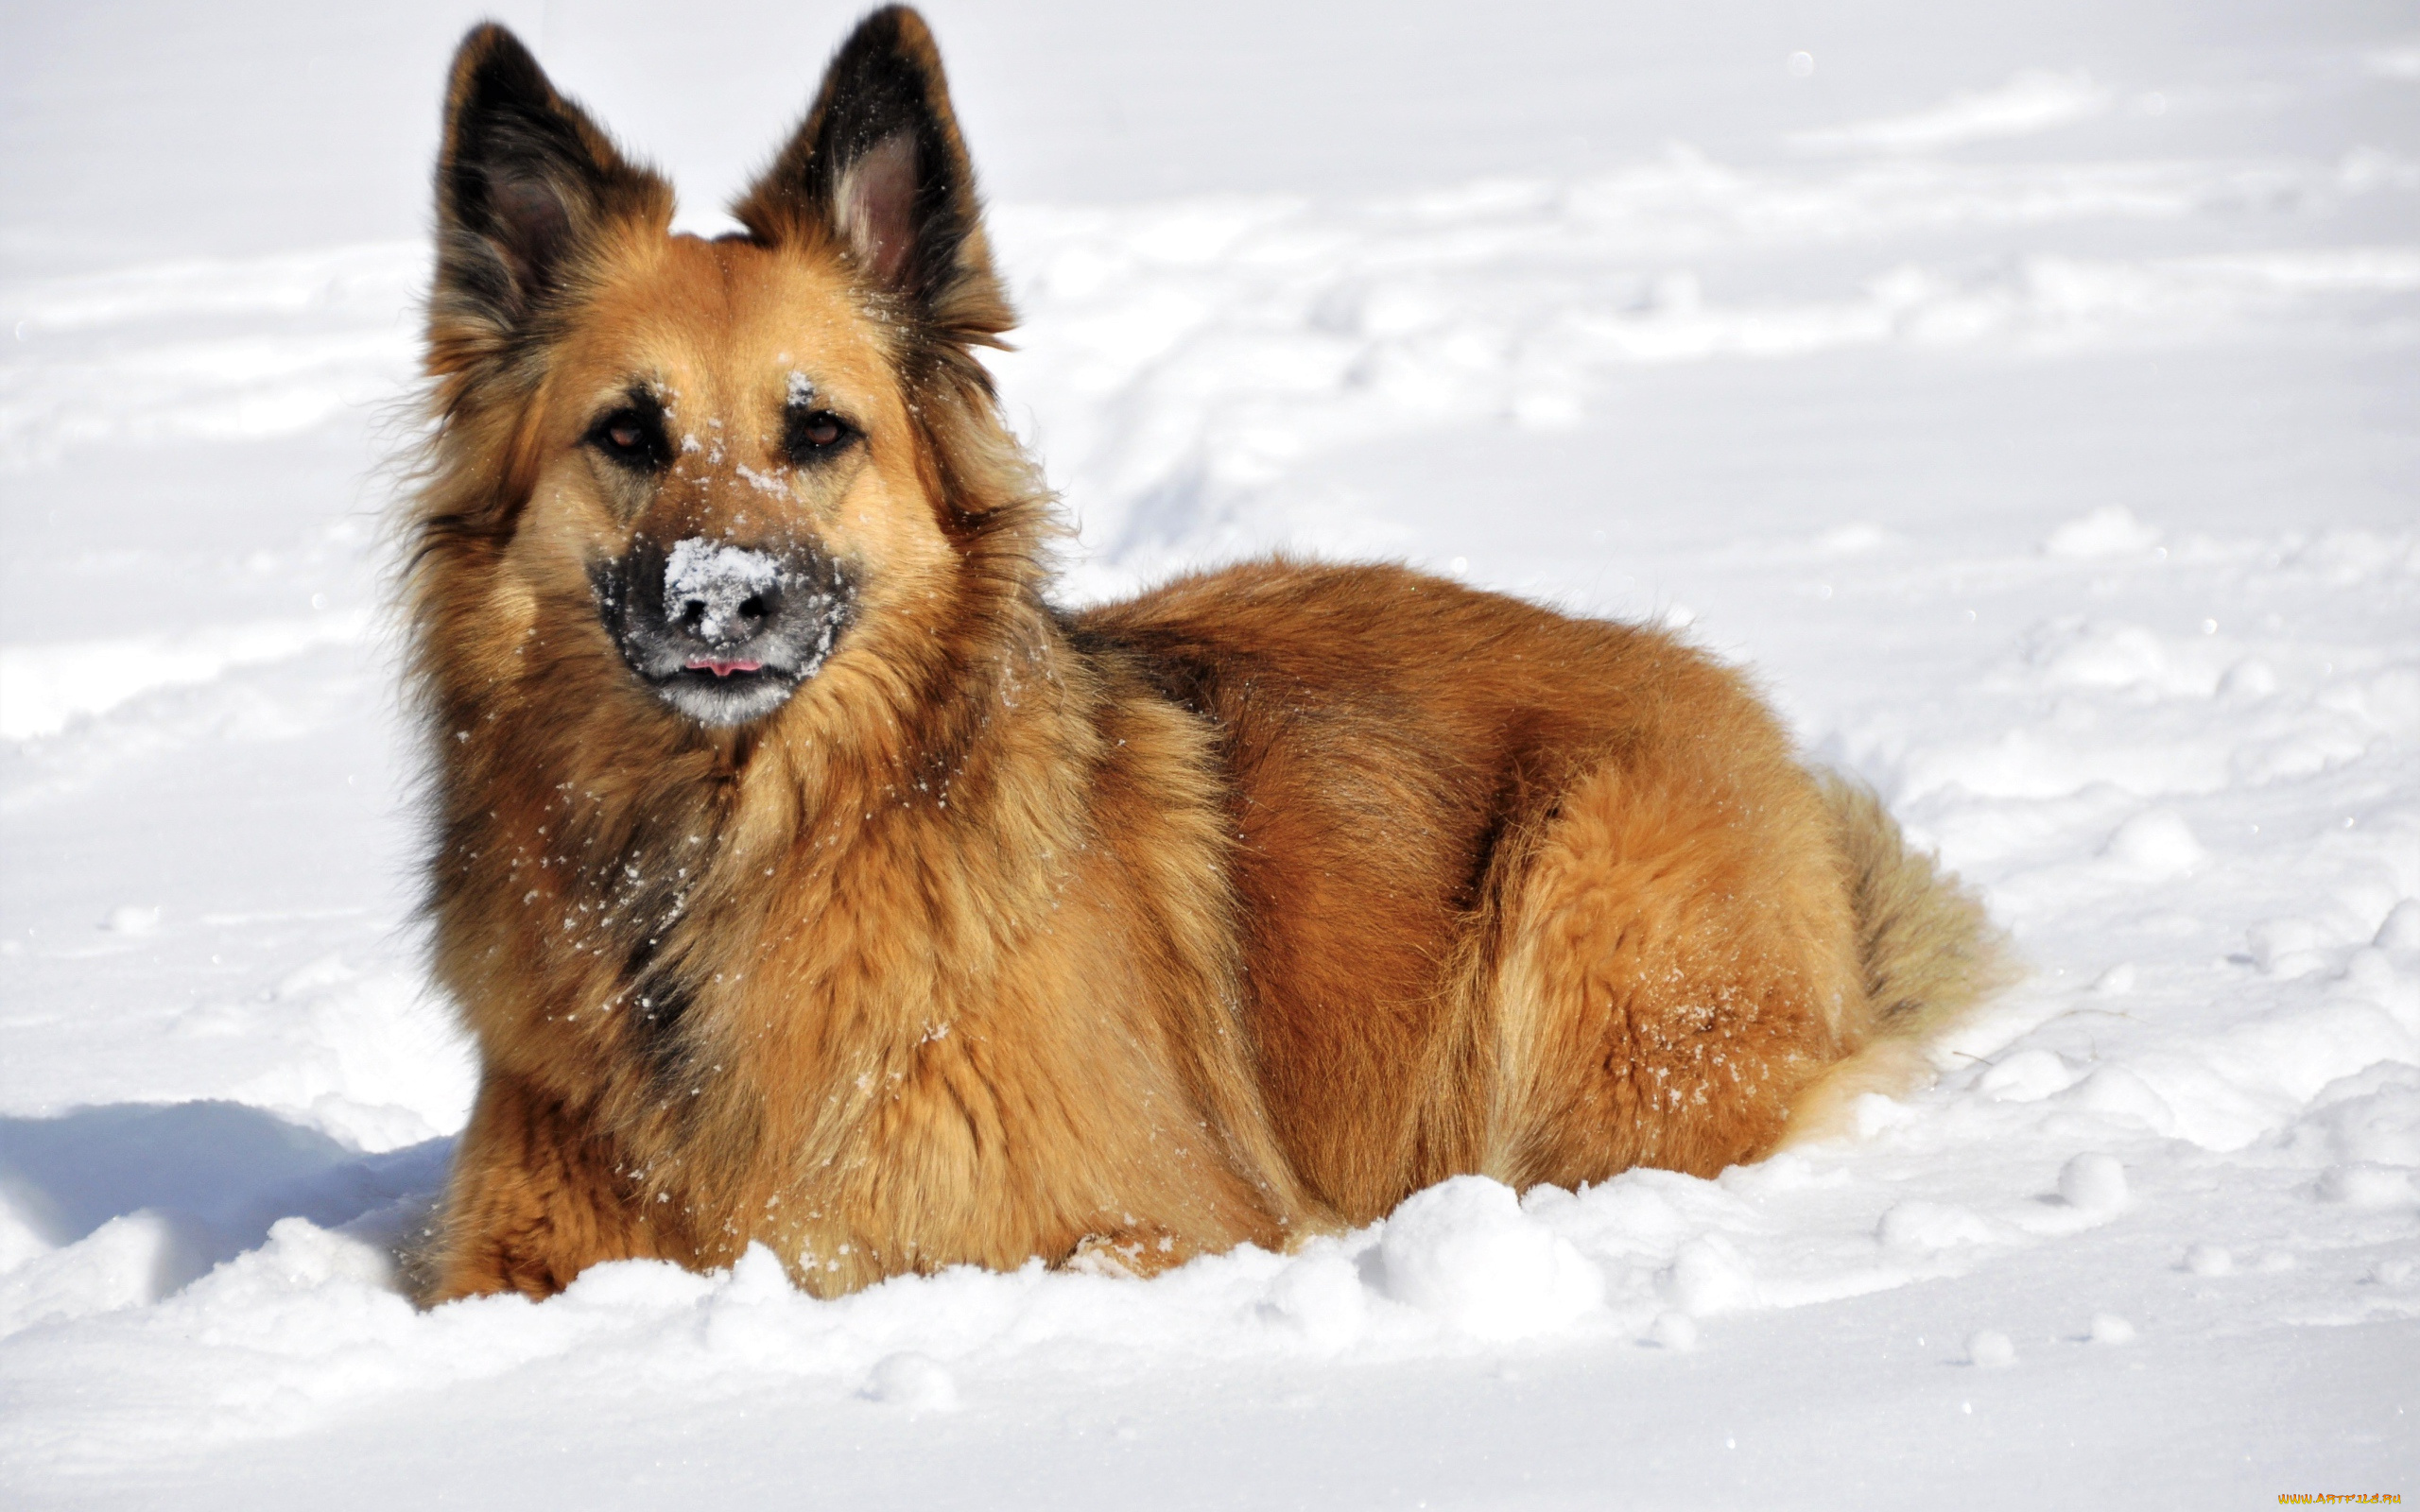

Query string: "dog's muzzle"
[[593, 536, 856, 727]]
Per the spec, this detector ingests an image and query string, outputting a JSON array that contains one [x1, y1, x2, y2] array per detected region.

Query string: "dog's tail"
[[1824, 772, 2014, 1043], [1784, 772, 2017, 1143]]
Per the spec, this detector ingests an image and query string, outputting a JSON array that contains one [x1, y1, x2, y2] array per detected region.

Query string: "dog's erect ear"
[[733, 7, 1011, 345], [431, 25, 669, 360]]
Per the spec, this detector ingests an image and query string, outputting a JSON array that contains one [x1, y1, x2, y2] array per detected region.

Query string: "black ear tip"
[[858, 6, 928, 37], [448, 22, 546, 106], [452, 22, 527, 69], [843, 5, 941, 64]]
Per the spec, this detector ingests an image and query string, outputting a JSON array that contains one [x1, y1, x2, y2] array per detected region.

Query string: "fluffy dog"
[[402, 7, 2007, 1302]]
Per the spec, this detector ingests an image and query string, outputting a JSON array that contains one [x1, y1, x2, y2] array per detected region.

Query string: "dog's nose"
[[664, 538, 782, 646]]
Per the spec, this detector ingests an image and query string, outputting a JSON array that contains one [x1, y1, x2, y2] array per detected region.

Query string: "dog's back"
[[1080, 558, 2006, 1220]]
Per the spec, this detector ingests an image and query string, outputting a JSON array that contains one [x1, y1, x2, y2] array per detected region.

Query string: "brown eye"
[[588, 404, 666, 471], [784, 407, 857, 464]]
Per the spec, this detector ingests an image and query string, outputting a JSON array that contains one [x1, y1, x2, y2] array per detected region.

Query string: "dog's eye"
[[588, 406, 667, 471], [784, 408, 858, 464]]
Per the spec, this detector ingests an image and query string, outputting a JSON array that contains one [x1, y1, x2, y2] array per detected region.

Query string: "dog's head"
[[417, 7, 1035, 733]]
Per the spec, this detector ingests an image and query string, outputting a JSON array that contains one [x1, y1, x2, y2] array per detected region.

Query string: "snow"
[[3, 0, 2416, 1504], [2056, 1152, 2131, 1213], [1786, 69, 2118, 156], [1963, 1329, 2018, 1368], [663, 537, 781, 641], [0, 612, 372, 741], [1374, 1177, 1607, 1340]]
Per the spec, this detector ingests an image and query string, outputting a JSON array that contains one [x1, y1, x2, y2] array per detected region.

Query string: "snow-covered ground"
[[4, 2, 2415, 1504]]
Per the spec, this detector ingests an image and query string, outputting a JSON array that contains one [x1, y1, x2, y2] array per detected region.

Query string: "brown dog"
[[402, 7, 2008, 1303]]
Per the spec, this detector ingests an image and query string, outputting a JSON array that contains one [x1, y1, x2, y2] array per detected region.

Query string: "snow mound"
[[1376, 1177, 1606, 1339]]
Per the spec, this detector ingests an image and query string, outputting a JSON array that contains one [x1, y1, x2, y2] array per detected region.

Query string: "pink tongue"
[[686, 657, 764, 678]]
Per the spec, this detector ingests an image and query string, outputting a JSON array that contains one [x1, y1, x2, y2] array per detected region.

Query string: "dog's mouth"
[[684, 656, 766, 678], [592, 538, 856, 728]]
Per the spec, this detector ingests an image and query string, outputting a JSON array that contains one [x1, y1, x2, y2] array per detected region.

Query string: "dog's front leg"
[[415, 1071, 675, 1305]]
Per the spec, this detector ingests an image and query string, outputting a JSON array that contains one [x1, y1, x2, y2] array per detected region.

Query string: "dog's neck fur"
[[408, 396, 1302, 1286]]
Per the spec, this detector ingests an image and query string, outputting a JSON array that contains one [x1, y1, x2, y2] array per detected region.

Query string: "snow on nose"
[[664, 538, 779, 644]]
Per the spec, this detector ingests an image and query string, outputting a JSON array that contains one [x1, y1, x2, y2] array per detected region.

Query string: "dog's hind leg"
[[1481, 751, 1869, 1187], [415, 1072, 679, 1304]]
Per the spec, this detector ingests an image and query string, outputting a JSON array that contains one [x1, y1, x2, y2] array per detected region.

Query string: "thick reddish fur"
[[403, 9, 2007, 1304]]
